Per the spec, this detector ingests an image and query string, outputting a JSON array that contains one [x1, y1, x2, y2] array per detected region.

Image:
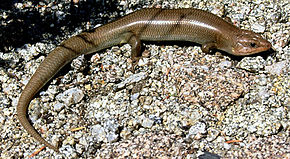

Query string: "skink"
[[17, 8, 271, 152]]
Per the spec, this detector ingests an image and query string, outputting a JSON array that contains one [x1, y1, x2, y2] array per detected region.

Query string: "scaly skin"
[[17, 8, 271, 152]]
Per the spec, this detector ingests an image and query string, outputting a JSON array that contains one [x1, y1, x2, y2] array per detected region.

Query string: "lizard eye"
[[250, 42, 257, 48]]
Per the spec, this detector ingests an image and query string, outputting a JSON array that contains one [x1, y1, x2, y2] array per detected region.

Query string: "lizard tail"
[[17, 35, 94, 152]]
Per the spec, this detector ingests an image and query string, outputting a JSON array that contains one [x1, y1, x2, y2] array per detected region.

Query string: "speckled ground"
[[0, 0, 289, 158]]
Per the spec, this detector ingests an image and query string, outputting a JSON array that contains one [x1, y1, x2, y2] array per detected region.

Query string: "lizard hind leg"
[[201, 42, 217, 54], [120, 31, 142, 62]]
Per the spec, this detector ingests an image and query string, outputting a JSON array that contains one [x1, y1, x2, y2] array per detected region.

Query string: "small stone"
[[224, 143, 231, 150], [141, 117, 154, 128], [91, 124, 106, 141], [79, 136, 88, 146], [63, 136, 75, 146], [206, 127, 220, 141], [130, 93, 139, 101], [0, 115, 5, 125], [187, 122, 207, 139], [218, 60, 232, 69], [138, 58, 149, 66], [265, 61, 287, 75], [54, 102, 65, 112], [115, 72, 148, 89], [252, 23, 266, 33], [56, 88, 84, 106], [75, 144, 84, 154], [198, 151, 221, 159], [61, 145, 78, 158], [106, 132, 119, 142], [3, 108, 13, 116]]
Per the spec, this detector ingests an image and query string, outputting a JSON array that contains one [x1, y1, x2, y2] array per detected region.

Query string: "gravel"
[[0, 0, 289, 158]]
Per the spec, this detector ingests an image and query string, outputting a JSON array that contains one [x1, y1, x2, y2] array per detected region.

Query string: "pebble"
[[141, 116, 154, 128], [265, 60, 287, 75], [236, 56, 266, 72], [56, 88, 84, 106], [218, 60, 232, 69], [53, 102, 65, 112], [206, 127, 220, 142], [252, 23, 266, 33], [187, 122, 207, 139], [115, 72, 148, 89], [0, 115, 5, 125], [91, 124, 106, 141], [130, 93, 139, 101], [199, 151, 221, 159]]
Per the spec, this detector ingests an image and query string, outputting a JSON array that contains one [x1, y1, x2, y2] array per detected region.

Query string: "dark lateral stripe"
[[59, 44, 79, 55], [76, 34, 96, 47]]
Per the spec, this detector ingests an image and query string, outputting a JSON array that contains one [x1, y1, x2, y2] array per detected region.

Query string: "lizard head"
[[230, 30, 271, 56]]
